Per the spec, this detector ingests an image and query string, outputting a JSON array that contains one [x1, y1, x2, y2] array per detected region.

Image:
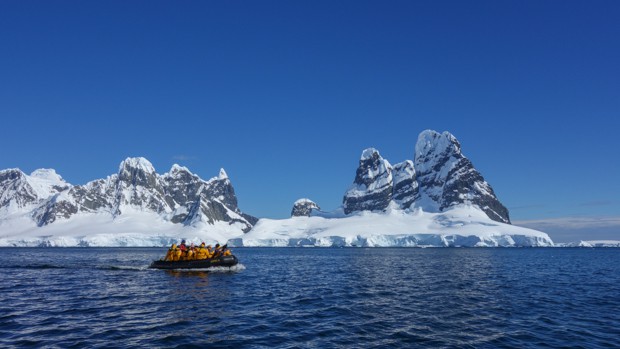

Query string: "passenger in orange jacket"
[[196, 242, 209, 260], [187, 243, 197, 260], [164, 244, 177, 261]]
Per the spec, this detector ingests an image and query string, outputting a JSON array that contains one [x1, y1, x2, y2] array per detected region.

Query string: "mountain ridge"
[[0, 158, 256, 246], [2, 130, 546, 247]]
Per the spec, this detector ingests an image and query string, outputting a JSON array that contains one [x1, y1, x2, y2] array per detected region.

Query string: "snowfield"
[[555, 240, 620, 248], [229, 205, 554, 248], [0, 210, 245, 247], [0, 204, 556, 247]]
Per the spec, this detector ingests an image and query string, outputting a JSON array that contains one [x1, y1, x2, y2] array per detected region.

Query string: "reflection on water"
[[165, 270, 211, 278]]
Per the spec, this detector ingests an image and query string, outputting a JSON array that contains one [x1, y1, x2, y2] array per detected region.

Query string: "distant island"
[[0, 129, 579, 247]]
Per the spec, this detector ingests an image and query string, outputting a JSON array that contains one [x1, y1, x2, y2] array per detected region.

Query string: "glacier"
[[0, 210, 246, 247], [229, 205, 554, 248], [555, 240, 620, 248], [0, 204, 555, 247]]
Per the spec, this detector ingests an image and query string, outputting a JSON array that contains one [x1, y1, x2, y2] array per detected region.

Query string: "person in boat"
[[213, 243, 231, 257], [213, 243, 222, 257], [187, 243, 196, 260], [206, 244, 214, 258], [174, 244, 183, 261], [218, 243, 231, 256], [178, 239, 188, 260], [164, 244, 177, 261], [196, 242, 209, 260]]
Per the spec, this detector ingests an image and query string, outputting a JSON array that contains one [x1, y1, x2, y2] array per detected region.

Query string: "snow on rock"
[[392, 160, 419, 209], [231, 205, 553, 248], [339, 131, 509, 225], [218, 168, 229, 180], [414, 130, 510, 223], [0, 158, 256, 246], [555, 240, 620, 248], [0, 211, 245, 247], [252, 129, 543, 248], [0, 168, 70, 216], [343, 148, 394, 214], [1, 129, 551, 247], [291, 198, 320, 217]]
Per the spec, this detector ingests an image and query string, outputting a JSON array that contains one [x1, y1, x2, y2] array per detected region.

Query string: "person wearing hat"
[[178, 239, 188, 260], [196, 242, 209, 260], [187, 243, 197, 260]]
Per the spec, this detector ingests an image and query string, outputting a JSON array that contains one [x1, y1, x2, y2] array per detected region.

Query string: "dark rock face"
[[118, 158, 159, 188], [32, 195, 78, 226], [414, 130, 510, 223], [1, 158, 257, 231], [71, 179, 116, 212], [0, 168, 69, 211], [291, 199, 320, 217], [343, 148, 393, 214], [201, 170, 239, 211], [162, 165, 204, 207], [340, 131, 510, 224], [114, 158, 168, 215], [0, 169, 36, 208], [392, 160, 419, 209]]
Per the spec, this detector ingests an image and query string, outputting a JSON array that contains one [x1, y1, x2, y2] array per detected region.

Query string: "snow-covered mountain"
[[291, 198, 320, 217], [232, 129, 551, 247], [341, 130, 509, 222], [343, 148, 395, 213], [2, 130, 553, 247], [0, 168, 69, 216], [415, 130, 510, 223], [0, 158, 256, 246]]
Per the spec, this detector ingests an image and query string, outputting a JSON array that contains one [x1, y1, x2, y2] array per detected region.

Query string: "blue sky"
[[1, 1, 618, 241]]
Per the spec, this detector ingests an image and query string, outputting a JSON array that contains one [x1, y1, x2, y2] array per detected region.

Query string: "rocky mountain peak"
[[0, 157, 257, 232], [414, 130, 461, 175], [218, 168, 229, 180], [118, 157, 158, 188], [30, 168, 64, 182], [341, 130, 510, 224], [414, 130, 510, 223], [0, 168, 69, 211], [291, 198, 320, 217], [0, 168, 25, 183], [169, 164, 192, 175], [343, 148, 393, 214]]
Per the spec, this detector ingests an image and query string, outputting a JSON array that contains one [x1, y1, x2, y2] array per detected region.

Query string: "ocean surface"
[[1, 247, 619, 348]]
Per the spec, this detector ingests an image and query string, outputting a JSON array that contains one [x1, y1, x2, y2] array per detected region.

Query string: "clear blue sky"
[[1, 1, 618, 241]]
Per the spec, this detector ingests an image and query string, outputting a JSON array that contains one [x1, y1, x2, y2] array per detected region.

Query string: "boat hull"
[[149, 255, 238, 270]]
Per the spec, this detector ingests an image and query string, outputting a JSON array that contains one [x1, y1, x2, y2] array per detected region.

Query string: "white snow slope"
[[0, 204, 554, 248], [0, 210, 245, 247], [229, 205, 554, 247], [555, 240, 620, 248]]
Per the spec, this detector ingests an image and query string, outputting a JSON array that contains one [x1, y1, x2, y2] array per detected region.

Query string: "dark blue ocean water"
[[1, 248, 619, 348]]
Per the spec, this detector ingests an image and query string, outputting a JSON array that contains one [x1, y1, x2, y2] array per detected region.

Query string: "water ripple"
[[1, 248, 620, 348]]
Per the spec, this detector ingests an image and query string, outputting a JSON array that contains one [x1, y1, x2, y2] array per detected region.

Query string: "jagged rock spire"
[[414, 130, 510, 223], [341, 130, 510, 224], [343, 148, 393, 214]]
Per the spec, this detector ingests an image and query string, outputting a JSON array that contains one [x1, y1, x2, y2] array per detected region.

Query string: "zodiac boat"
[[149, 255, 239, 270]]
